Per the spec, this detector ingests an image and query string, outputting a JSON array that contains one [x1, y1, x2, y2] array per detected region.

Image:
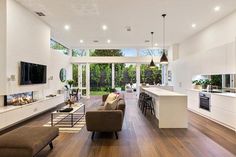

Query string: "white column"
[[112, 63, 115, 89], [86, 63, 90, 98], [78, 64, 82, 90], [136, 63, 141, 97], [162, 64, 168, 85]]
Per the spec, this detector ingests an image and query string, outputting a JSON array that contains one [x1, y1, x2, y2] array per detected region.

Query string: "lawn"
[[90, 91, 109, 96]]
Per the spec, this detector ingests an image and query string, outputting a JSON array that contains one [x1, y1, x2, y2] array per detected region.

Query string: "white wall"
[[171, 11, 236, 93], [0, 0, 7, 95], [45, 49, 72, 96], [6, 0, 51, 95], [0, 0, 71, 106], [179, 12, 236, 58]]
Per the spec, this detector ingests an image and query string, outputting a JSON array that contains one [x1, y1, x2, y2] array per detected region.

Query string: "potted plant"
[[206, 80, 214, 91], [192, 80, 202, 90], [201, 79, 210, 89], [65, 98, 74, 108], [67, 79, 75, 88]]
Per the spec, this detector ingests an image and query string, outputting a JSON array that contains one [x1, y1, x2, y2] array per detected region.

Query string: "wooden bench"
[[0, 127, 59, 157]]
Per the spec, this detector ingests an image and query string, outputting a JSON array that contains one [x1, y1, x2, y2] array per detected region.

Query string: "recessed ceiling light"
[[214, 6, 221, 12], [102, 25, 108, 31], [125, 26, 132, 32], [64, 25, 70, 30], [154, 43, 158, 46], [192, 24, 196, 28], [79, 39, 84, 43], [107, 39, 111, 43]]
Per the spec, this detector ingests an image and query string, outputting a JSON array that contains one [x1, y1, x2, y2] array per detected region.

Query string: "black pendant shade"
[[160, 51, 168, 64], [149, 59, 156, 68]]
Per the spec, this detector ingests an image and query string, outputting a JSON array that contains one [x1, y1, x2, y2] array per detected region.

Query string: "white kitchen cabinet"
[[211, 107, 236, 128], [211, 94, 236, 129], [187, 90, 199, 112], [188, 89, 236, 131]]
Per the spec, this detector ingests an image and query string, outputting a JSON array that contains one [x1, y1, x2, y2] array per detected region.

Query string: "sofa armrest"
[[85, 110, 123, 132]]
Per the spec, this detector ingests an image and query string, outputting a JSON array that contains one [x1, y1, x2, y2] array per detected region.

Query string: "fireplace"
[[4, 92, 35, 106]]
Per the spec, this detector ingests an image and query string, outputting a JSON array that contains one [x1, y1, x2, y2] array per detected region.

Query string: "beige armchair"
[[85, 94, 125, 139]]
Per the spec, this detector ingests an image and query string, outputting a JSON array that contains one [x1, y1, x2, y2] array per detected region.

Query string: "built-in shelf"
[[0, 94, 64, 131]]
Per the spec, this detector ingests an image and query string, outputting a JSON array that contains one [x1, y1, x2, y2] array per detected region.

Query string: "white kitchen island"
[[141, 87, 188, 128]]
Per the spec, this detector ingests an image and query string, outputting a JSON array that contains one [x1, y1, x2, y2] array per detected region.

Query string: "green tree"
[[90, 49, 123, 56], [115, 64, 125, 87], [50, 39, 69, 55], [127, 65, 136, 83], [72, 64, 78, 86], [90, 64, 101, 89], [140, 64, 162, 84], [72, 49, 86, 57], [89, 49, 124, 93]]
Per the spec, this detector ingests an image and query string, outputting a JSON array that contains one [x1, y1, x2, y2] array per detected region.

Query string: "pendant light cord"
[[151, 32, 154, 59], [162, 14, 166, 54]]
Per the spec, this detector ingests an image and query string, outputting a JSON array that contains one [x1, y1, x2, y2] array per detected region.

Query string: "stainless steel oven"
[[199, 92, 211, 111]]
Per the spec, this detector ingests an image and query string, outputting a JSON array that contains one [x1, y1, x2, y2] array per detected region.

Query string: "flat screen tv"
[[20, 61, 47, 85]]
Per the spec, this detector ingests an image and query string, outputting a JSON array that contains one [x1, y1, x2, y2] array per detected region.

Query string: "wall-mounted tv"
[[20, 61, 47, 85]]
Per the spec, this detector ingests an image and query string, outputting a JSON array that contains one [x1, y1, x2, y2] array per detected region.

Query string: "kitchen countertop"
[[142, 87, 186, 96], [188, 89, 236, 98]]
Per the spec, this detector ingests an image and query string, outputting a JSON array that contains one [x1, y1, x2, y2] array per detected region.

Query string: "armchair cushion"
[[86, 110, 123, 132], [85, 93, 126, 133]]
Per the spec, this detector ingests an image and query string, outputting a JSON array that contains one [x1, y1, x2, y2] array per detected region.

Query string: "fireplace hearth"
[[4, 92, 35, 106]]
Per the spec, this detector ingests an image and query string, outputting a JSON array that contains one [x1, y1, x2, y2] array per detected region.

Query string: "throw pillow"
[[104, 98, 119, 110], [104, 93, 118, 106]]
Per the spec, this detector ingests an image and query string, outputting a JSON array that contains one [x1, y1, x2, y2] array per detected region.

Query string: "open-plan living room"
[[0, 0, 236, 157]]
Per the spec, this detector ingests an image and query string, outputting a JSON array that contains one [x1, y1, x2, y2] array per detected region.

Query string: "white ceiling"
[[16, 0, 236, 49]]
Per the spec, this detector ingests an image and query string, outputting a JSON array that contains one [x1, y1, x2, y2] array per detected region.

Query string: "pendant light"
[[160, 14, 168, 64], [149, 32, 156, 68]]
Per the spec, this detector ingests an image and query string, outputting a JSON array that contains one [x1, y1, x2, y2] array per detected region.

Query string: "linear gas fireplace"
[[4, 92, 35, 106]]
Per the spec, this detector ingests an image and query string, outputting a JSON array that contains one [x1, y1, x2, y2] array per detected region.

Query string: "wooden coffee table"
[[51, 103, 85, 127]]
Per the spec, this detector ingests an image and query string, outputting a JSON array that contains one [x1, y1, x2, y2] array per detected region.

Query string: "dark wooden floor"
[[2, 96, 236, 157]]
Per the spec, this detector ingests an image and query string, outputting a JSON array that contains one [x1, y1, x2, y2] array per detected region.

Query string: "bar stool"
[[143, 95, 155, 116], [138, 92, 145, 109], [141, 93, 150, 113]]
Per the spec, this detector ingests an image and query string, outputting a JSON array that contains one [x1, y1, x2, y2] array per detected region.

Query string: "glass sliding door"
[[115, 63, 125, 91], [115, 63, 136, 92], [77, 64, 87, 96], [90, 63, 112, 96], [72, 64, 87, 97]]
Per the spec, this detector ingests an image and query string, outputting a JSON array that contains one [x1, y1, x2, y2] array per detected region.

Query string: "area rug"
[[43, 114, 86, 133]]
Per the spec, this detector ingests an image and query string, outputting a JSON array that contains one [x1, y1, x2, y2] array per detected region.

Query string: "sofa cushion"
[[117, 99, 126, 115]]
